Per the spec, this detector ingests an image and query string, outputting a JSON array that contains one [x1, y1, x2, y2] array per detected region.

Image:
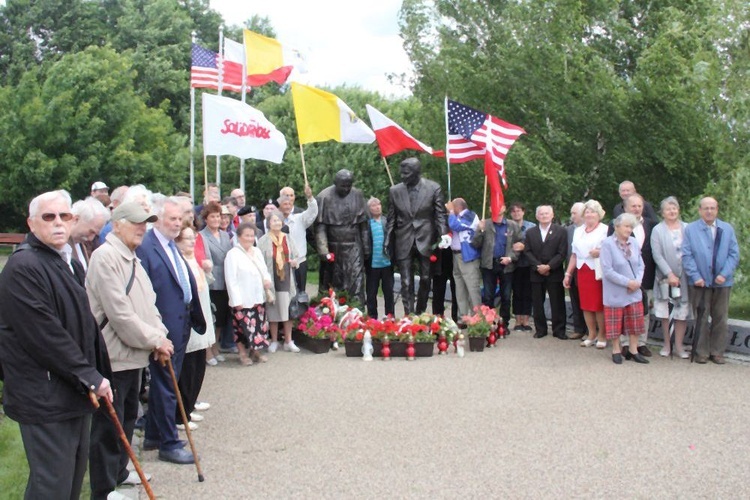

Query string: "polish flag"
[[365, 104, 444, 157]]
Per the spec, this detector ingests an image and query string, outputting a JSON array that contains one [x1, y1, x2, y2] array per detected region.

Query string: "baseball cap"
[[112, 202, 158, 224], [237, 205, 257, 216], [91, 181, 109, 191]]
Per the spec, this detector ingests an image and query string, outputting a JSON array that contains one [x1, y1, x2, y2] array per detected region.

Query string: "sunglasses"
[[40, 212, 74, 222]]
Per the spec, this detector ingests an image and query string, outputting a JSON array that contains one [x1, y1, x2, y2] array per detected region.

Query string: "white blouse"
[[224, 244, 271, 309], [571, 223, 609, 270]]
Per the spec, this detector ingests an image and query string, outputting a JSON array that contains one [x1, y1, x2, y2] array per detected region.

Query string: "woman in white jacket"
[[224, 222, 272, 365]]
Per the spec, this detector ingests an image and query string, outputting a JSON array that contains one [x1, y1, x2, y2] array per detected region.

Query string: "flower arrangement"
[[297, 306, 339, 340], [462, 305, 497, 338]]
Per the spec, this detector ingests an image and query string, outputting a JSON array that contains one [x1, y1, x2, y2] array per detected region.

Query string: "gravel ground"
[[122, 316, 750, 499]]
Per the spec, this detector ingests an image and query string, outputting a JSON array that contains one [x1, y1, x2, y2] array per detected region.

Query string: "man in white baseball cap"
[[91, 181, 109, 198]]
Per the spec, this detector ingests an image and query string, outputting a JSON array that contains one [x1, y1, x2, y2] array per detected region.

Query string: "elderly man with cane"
[[0, 190, 113, 499], [87, 202, 175, 499]]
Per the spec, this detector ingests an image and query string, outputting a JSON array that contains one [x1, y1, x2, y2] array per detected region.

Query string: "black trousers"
[[177, 348, 207, 422], [531, 279, 567, 337], [294, 260, 308, 294], [397, 251, 432, 315], [512, 266, 533, 315], [19, 414, 92, 500], [90, 369, 141, 499], [366, 265, 395, 317]]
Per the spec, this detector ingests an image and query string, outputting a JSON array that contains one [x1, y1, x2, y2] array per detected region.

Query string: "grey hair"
[[110, 186, 129, 204], [613, 212, 638, 228], [535, 205, 554, 216], [28, 190, 72, 218], [570, 202, 585, 216], [122, 184, 152, 207], [660, 196, 680, 213], [72, 197, 111, 223], [583, 199, 605, 219], [266, 209, 285, 225], [152, 196, 182, 219]]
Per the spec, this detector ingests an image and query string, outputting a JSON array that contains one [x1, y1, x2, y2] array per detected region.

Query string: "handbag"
[[593, 257, 602, 281]]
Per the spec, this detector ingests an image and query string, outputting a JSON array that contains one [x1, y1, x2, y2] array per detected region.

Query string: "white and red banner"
[[365, 104, 443, 157], [202, 94, 286, 163]]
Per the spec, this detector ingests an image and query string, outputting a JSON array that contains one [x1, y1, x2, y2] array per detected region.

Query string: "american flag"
[[446, 98, 525, 187], [190, 43, 244, 93]]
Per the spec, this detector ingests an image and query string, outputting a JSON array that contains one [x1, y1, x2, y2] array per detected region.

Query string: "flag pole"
[[216, 25, 224, 196], [189, 31, 197, 201], [203, 155, 209, 193], [381, 156, 394, 186], [482, 176, 488, 220], [299, 144, 309, 186], [239, 33, 248, 194], [444, 95, 452, 200]]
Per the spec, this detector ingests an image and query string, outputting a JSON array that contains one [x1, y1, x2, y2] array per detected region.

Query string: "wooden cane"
[[165, 358, 205, 482], [89, 392, 157, 500]]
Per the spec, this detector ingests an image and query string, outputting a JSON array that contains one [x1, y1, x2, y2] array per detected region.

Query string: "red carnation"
[[429, 254, 437, 263]]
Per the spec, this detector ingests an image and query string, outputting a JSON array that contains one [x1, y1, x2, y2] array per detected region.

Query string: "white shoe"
[[190, 412, 204, 422], [331, 341, 340, 351], [659, 347, 670, 357], [268, 341, 279, 353], [215, 354, 226, 362], [176, 422, 198, 431], [206, 357, 218, 366], [194, 401, 211, 411], [107, 491, 131, 500], [676, 350, 690, 359], [120, 470, 152, 486], [283, 341, 300, 353]]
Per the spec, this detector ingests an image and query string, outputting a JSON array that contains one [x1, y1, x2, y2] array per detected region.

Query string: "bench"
[[0, 233, 26, 249]]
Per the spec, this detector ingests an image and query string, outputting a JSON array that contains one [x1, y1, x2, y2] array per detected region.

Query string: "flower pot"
[[292, 328, 305, 344], [373, 340, 406, 357], [344, 341, 363, 357], [468, 336, 485, 352], [414, 341, 435, 357], [303, 337, 331, 354]]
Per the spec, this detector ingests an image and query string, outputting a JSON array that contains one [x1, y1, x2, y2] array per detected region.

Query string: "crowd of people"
[[0, 168, 740, 498]]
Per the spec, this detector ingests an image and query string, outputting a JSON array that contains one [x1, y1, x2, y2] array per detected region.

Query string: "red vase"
[[406, 337, 415, 361], [487, 330, 497, 347], [382, 337, 391, 361], [498, 321, 507, 339], [437, 335, 449, 355]]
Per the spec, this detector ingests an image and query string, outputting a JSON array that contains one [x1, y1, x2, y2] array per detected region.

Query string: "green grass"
[[0, 397, 29, 498], [729, 287, 750, 320]]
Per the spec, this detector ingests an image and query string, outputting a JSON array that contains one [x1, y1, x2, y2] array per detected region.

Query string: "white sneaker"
[[189, 412, 204, 422], [283, 341, 300, 353], [659, 347, 670, 357], [120, 470, 152, 486], [331, 341, 340, 351], [215, 354, 226, 362], [268, 341, 279, 353], [194, 401, 211, 411], [206, 357, 218, 366], [107, 491, 131, 500], [176, 422, 198, 431]]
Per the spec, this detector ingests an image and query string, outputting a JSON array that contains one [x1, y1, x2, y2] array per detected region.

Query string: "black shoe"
[[622, 347, 633, 361], [612, 353, 623, 364], [513, 325, 524, 332], [694, 355, 709, 364], [637, 345, 653, 357], [533, 332, 548, 338], [554, 333, 569, 340], [143, 439, 160, 451], [522, 325, 533, 332], [158, 448, 195, 464], [631, 353, 650, 364]]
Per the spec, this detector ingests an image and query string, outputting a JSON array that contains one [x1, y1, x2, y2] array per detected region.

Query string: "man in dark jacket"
[[0, 189, 112, 499]]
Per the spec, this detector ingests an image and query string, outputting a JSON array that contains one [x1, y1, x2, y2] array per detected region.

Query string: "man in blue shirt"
[[682, 197, 739, 364], [366, 197, 394, 317], [448, 198, 482, 319]]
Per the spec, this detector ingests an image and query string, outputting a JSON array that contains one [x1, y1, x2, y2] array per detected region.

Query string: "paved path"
[[124, 326, 750, 499]]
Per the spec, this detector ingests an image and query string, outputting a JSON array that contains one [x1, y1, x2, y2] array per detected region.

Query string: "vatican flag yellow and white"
[[291, 82, 375, 145]]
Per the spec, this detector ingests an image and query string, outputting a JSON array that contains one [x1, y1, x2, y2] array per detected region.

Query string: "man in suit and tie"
[[525, 205, 568, 339], [385, 157, 448, 315], [136, 197, 206, 464]]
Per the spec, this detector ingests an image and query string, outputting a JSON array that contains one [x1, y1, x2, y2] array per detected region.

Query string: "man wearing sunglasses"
[[0, 189, 113, 499]]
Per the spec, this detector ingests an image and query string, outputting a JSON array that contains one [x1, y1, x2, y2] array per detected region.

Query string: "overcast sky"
[[209, 0, 413, 97]]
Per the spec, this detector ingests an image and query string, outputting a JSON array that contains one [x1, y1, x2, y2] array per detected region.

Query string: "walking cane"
[[165, 358, 205, 482], [88, 392, 157, 500], [690, 288, 707, 363]]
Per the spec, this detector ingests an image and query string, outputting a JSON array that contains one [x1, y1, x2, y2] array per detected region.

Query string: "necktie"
[[169, 240, 191, 304]]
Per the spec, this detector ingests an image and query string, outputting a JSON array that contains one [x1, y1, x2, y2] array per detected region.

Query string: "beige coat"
[[87, 232, 168, 372]]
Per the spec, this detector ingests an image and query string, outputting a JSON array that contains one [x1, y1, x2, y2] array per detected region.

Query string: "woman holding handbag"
[[224, 222, 272, 366], [257, 210, 300, 353]]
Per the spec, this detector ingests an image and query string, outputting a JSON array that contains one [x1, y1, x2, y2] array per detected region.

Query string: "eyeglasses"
[[40, 212, 74, 222]]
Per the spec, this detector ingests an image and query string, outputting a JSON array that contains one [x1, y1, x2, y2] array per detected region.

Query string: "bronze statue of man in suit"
[[385, 158, 448, 314]]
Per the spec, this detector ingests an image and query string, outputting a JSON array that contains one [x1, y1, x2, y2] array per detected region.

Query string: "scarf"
[[270, 231, 288, 281]]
